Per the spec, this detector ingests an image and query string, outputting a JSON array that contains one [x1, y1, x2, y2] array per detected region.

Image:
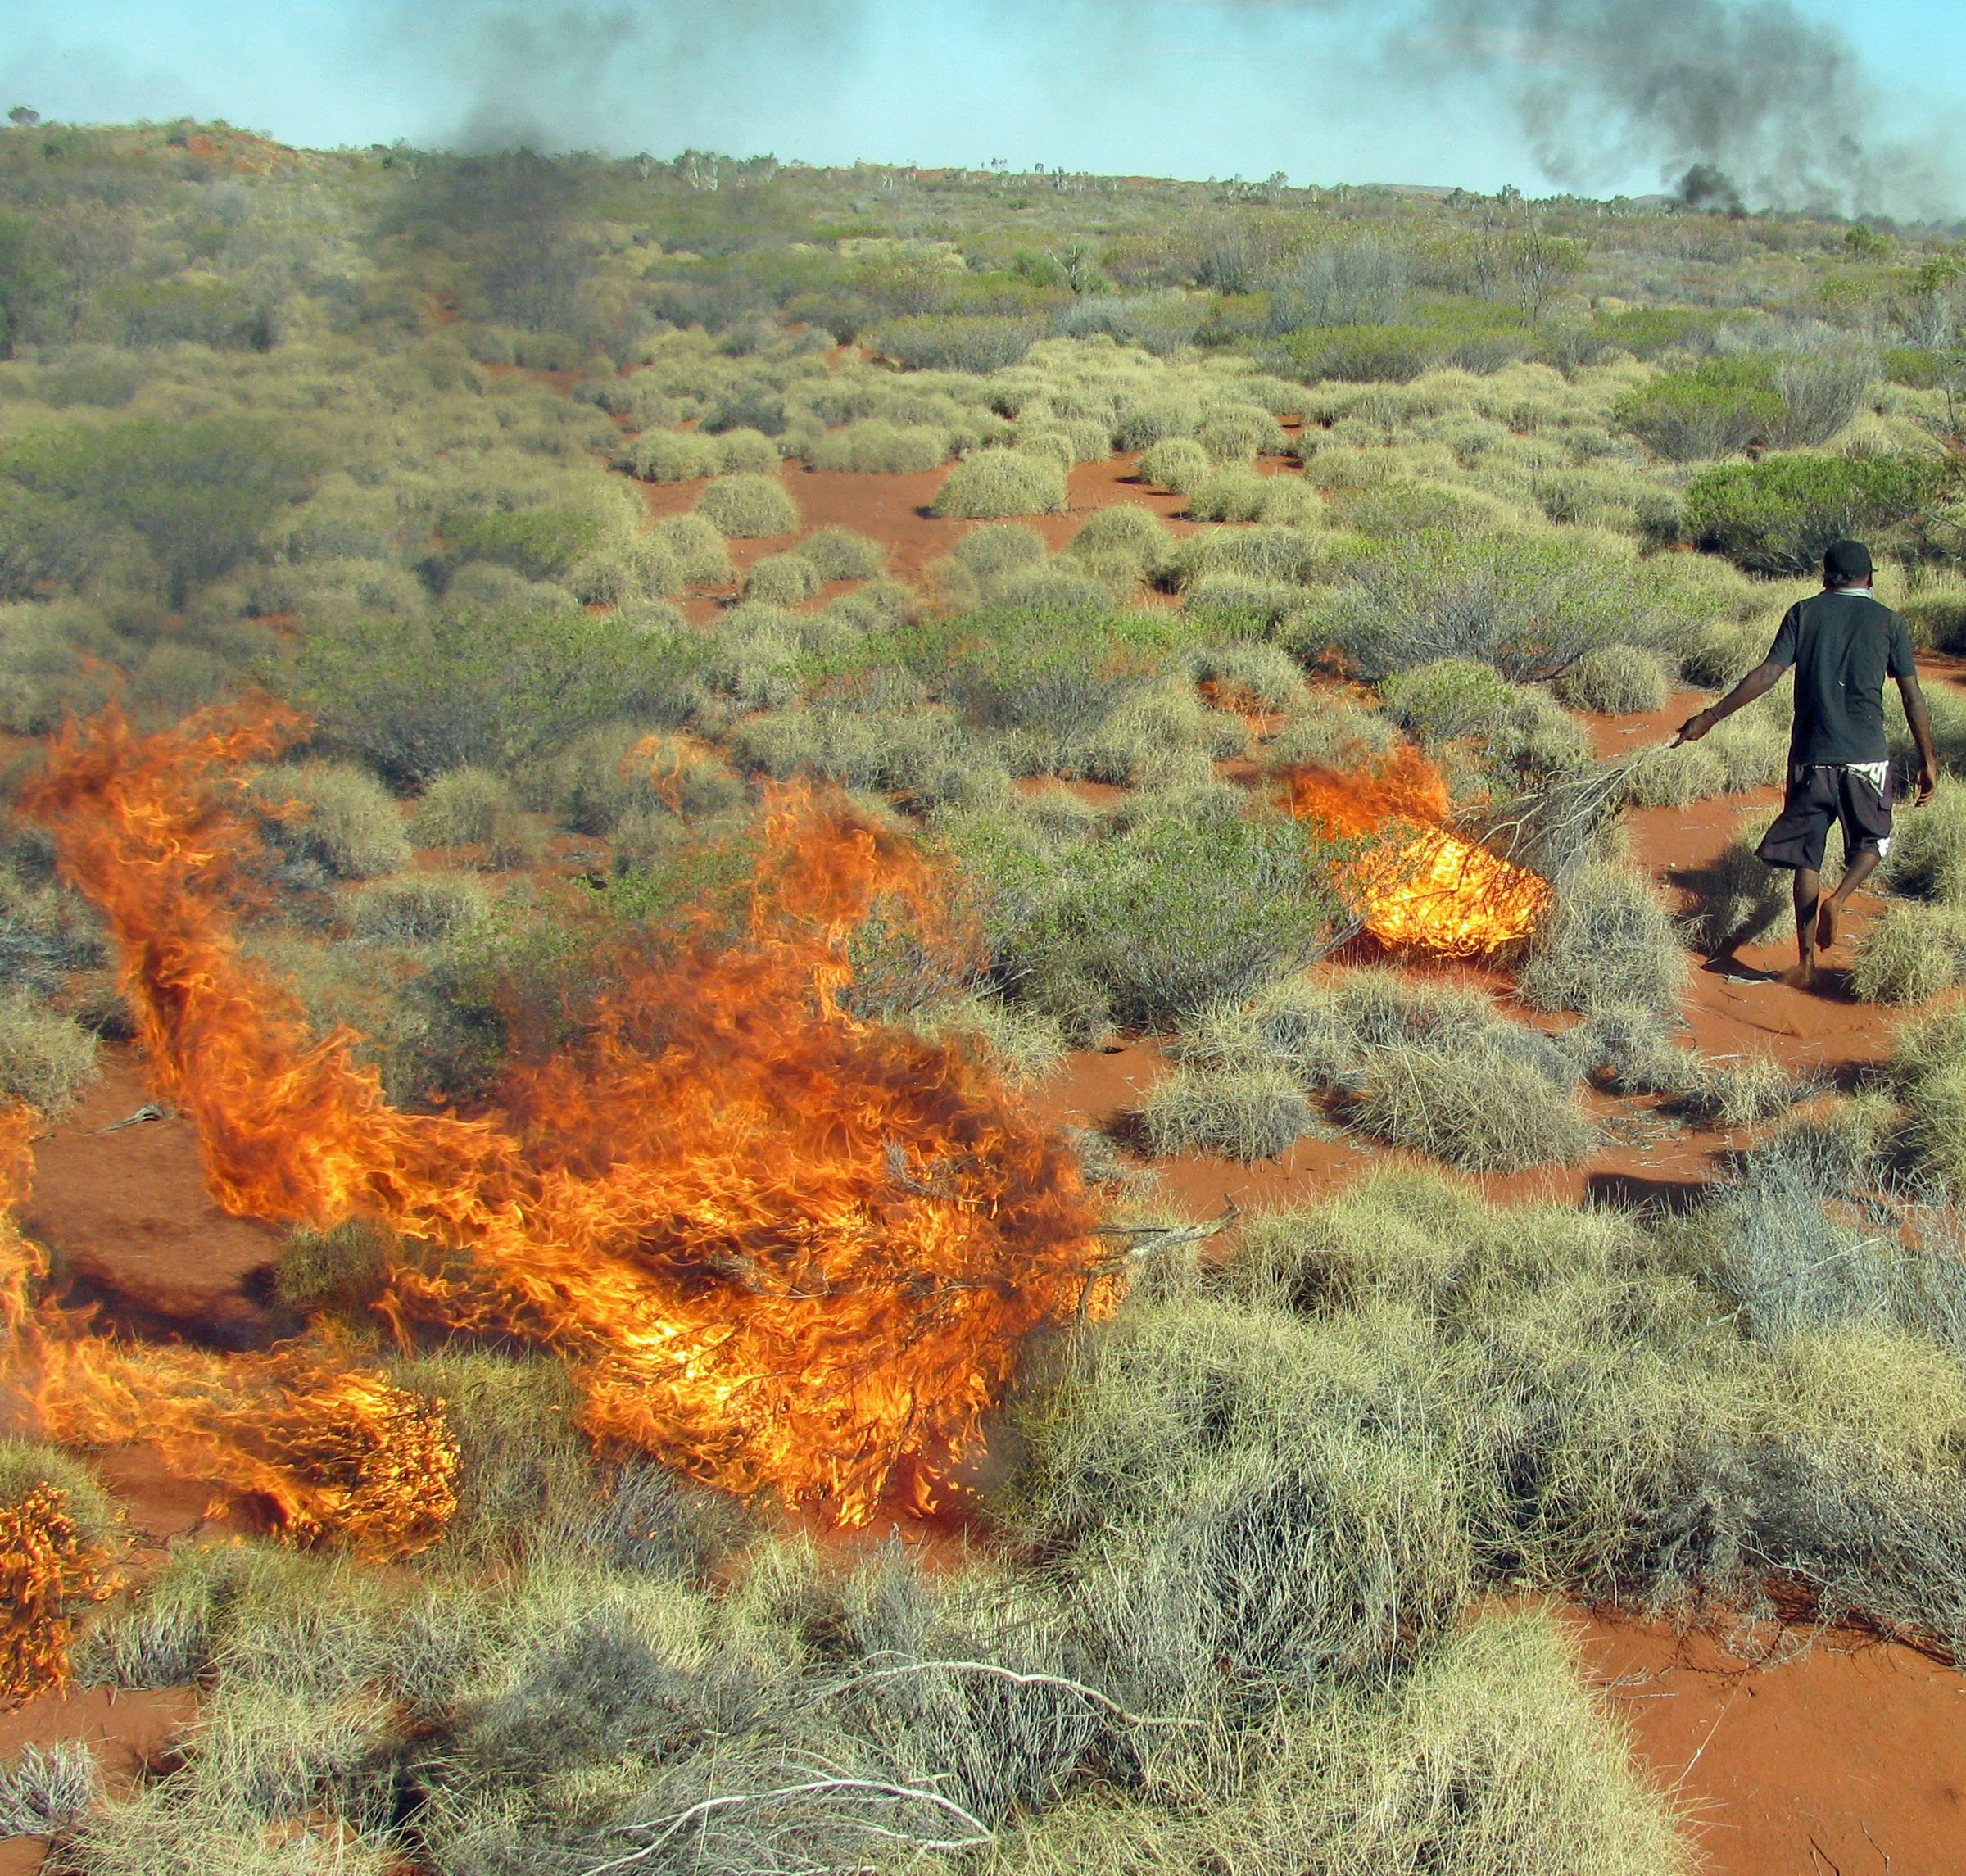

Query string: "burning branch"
[[1281, 745, 1552, 957]]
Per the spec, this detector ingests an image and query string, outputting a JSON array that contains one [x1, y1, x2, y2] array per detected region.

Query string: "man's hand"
[[1917, 759, 1940, 808], [1672, 708, 1717, 746]]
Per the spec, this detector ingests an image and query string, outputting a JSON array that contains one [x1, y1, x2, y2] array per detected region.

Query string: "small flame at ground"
[[3, 1103, 458, 1563], [1283, 745, 1550, 957], [0, 1481, 113, 1709], [19, 703, 1108, 1528]]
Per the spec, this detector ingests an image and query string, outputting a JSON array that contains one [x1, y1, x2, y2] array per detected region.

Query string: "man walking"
[[1676, 538, 1939, 987]]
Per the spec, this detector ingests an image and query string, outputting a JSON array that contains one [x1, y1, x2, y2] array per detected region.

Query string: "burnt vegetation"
[[5, 116, 1966, 1874]]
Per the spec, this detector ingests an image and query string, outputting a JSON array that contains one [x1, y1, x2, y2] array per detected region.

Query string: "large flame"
[[1284, 745, 1550, 957], [19, 703, 1106, 1526]]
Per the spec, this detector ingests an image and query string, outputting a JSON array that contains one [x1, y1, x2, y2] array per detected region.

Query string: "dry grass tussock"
[[0, 990, 100, 1112], [1176, 967, 1594, 1171]]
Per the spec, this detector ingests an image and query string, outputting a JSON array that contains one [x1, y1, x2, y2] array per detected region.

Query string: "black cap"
[[1824, 538, 1873, 582]]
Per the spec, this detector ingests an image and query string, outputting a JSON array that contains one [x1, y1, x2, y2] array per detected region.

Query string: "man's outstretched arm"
[[1899, 672, 1940, 805], [1674, 659, 1785, 745]]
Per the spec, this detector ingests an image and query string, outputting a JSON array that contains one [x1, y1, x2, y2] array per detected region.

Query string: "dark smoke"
[[396, 0, 1956, 218], [1406, 0, 1945, 215]]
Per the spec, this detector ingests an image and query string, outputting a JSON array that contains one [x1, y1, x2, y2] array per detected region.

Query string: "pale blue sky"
[[2, 0, 1961, 204]]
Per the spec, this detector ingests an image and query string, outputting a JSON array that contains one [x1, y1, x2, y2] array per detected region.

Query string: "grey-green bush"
[[932, 451, 1069, 520], [252, 764, 410, 881], [696, 474, 800, 538]]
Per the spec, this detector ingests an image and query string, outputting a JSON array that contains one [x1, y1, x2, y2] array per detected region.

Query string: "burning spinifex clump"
[[1278, 743, 1553, 957], [18, 700, 1110, 1529]]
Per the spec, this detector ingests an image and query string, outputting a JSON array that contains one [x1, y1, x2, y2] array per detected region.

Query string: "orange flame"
[[3, 1103, 458, 1561], [20, 703, 1107, 1526], [0, 1482, 113, 1709], [1283, 745, 1549, 957]]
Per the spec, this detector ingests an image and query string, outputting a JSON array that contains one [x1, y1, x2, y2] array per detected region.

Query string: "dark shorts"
[[1754, 764, 1894, 872]]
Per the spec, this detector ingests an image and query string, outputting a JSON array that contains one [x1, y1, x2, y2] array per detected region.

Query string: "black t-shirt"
[[1764, 589, 1917, 766]]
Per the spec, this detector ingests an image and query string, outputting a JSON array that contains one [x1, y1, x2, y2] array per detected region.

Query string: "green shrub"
[[931, 451, 1068, 520], [875, 313, 1047, 373], [1685, 452, 1940, 575], [742, 551, 821, 606], [1326, 531, 1701, 682], [696, 474, 800, 538], [410, 768, 545, 868], [1519, 860, 1687, 1015], [1136, 437, 1211, 493], [627, 430, 718, 482], [1139, 1065, 1315, 1161], [1547, 642, 1671, 716], [796, 527, 887, 582], [960, 809, 1346, 1037], [1614, 357, 1786, 461], [2, 415, 318, 605], [809, 420, 950, 474], [0, 990, 99, 1112], [298, 608, 710, 785], [347, 872, 491, 944], [442, 505, 602, 582], [1379, 658, 1589, 780], [251, 763, 410, 880]]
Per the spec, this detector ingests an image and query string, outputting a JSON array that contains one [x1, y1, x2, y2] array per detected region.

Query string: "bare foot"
[[1783, 961, 1819, 992], [1816, 897, 1837, 950]]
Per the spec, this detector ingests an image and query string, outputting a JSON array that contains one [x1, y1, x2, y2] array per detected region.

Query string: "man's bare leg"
[[1816, 846, 1880, 950], [1790, 865, 1822, 986]]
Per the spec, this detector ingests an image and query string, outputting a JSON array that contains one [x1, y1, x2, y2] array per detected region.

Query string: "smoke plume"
[[396, 0, 1956, 218]]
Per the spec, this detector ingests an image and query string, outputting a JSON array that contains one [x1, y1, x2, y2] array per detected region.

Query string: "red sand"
[[1579, 1613, 1966, 1874]]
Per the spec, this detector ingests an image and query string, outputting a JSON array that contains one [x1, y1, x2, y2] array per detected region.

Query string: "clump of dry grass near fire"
[[274, 1219, 394, 1315], [1174, 968, 1594, 1171], [251, 763, 410, 881], [0, 991, 100, 1112], [1547, 642, 1671, 716], [903, 993, 1067, 1088], [1138, 1064, 1317, 1162], [346, 872, 491, 945], [410, 768, 545, 868], [996, 1611, 1689, 1876], [0, 1439, 119, 1709], [0, 1738, 102, 1839], [1619, 687, 1788, 806], [1572, 1002, 1810, 1127], [1348, 1044, 1597, 1171], [1518, 859, 1686, 1016]]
